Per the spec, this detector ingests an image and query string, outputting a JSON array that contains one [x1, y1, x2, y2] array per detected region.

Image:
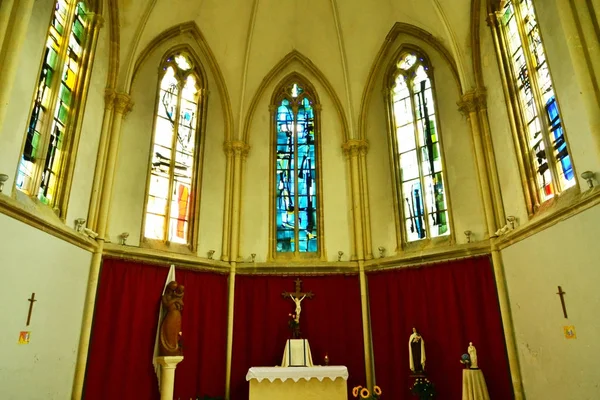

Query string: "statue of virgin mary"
[[409, 327, 426, 373]]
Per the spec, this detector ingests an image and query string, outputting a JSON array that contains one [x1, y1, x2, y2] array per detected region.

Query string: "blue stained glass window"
[[17, 0, 89, 207], [500, 0, 575, 201], [391, 53, 449, 243], [275, 83, 318, 254]]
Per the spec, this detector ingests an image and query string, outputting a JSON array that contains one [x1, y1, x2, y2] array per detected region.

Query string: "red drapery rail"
[[230, 274, 366, 400], [368, 256, 513, 400], [84, 258, 228, 399]]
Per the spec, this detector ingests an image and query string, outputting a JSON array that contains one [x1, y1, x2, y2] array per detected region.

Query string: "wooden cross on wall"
[[282, 278, 314, 302], [556, 286, 568, 319], [26, 293, 37, 326]]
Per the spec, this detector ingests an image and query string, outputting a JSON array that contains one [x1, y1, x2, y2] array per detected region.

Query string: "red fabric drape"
[[84, 258, 228, 399], [230, 274, 366, 400], [368, 256, 513, 400]]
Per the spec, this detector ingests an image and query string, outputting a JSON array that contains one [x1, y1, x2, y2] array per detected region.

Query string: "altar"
[[246, 366, 349, 400]]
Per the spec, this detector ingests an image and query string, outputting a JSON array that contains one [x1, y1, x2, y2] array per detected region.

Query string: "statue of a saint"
[[291, 294, 306, 323], [409, 327, 426, 373], [468, 342, 478, 369], [159, 281, 184, 356]]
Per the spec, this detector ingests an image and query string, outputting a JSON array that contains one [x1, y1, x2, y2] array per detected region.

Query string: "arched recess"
[[267, 72, 326, 261], [129, 21, 233, 141], [242, 50, 349, 144], [359, 22, 464, 141]]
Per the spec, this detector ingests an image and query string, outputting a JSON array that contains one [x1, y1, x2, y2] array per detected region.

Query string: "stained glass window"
[[143, 53, 201, 245], [390, 53, 449, 243], [16, 1, 89, 208], [274, 82, 318, 254], [500, 0, 574, 202]]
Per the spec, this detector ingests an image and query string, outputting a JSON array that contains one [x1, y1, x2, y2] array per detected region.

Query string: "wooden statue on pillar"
[[159, 281, 184, 356]]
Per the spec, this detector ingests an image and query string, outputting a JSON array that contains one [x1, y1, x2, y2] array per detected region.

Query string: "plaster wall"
[[0, 0, 53, 191], [0, 214, 91, 400], [365, 36, 486, 254], [239, 64, 352, 262], [502, 204, 600, 400], [109, 35, 226, 258]]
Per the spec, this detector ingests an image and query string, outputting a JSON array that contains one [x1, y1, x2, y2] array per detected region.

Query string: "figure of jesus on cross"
[[282, 278, 314, 324]]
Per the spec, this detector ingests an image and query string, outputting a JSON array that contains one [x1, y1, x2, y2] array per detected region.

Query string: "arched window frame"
[[493, 0, 576, 210], [15, 0, 100, 217], [141, 49, 208, 252], [268, 75, 325, 261], [384, 48, 453, 247]]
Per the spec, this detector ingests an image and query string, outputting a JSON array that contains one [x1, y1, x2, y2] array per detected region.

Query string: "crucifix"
[[556, 286, 568, 319], [26, 293, 37, 326], [282, 278, 314, 324]]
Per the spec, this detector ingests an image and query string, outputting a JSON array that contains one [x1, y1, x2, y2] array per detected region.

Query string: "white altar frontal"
[[246, 339, 348, 400], [246, 366, 349, 400]]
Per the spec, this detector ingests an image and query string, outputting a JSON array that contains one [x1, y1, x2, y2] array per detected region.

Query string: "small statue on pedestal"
[[468, 342, 478, 369], [409, 327, 426, 374], [159, 281, 185, 356]]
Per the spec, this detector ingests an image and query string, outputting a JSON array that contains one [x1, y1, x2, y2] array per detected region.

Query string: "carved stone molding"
[[104, 88, 116, 110], [342, 139, 369, 157], [223, 140, 250, 158], [114, 92, 134, 115], [457, 88, 488, 116]]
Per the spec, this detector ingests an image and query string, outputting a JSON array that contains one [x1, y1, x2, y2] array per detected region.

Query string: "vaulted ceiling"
[[110, 0, 476, 133]]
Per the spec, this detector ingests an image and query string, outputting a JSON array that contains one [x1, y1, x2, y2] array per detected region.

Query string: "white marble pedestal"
[[155, 356, 184, 400]]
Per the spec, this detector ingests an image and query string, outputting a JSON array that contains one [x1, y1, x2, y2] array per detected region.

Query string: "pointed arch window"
[[142, 52, 204, 248], [498, 0, 574, 203], [271, 80, 322, 258], [388, 52, 450, 243], [16, 0, 94, 213]]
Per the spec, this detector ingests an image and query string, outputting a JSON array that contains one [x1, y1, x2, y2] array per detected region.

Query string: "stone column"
[[72, 93, 133, 400], [227, 140, 250, 262], [0, 0, 35, 131], [342, 139, 367, 261], [358, 141, 373, 259], [458, 91, 497, 236], [358, 262, 374, 389], [156, 356, 184, 400]]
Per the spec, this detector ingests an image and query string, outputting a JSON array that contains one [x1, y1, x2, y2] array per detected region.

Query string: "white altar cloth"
[[281, 339, 314, 367], [246, 366, 348, 382], [462, 369, 491, 400], [247, 366, 349, 400]]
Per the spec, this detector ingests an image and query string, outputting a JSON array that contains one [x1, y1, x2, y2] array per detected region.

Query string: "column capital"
[[268, 104, 277, 114], [86, 12, 105, 28], [223, 140, 250, 158], [486, 12, 499, 28], [342, 139, 369, 157], [457, 88, 487, 116], [114, 92, 134, 115]]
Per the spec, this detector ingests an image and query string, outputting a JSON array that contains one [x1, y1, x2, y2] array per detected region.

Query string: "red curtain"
[[230, 274, 366, 400], [84, 258, 228, 399], [367, 256, 513, 400]]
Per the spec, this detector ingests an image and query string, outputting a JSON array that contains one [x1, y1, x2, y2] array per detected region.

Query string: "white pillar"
[[156, 356, 184, 400]]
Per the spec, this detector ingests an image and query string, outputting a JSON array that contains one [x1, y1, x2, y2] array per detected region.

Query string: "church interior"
[[1, 0, 599, 399]]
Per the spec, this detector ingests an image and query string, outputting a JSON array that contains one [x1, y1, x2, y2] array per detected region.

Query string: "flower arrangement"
[[351, 385, 382, 399], [410, 377, 436, 399], [288, 313, 301, 339]]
